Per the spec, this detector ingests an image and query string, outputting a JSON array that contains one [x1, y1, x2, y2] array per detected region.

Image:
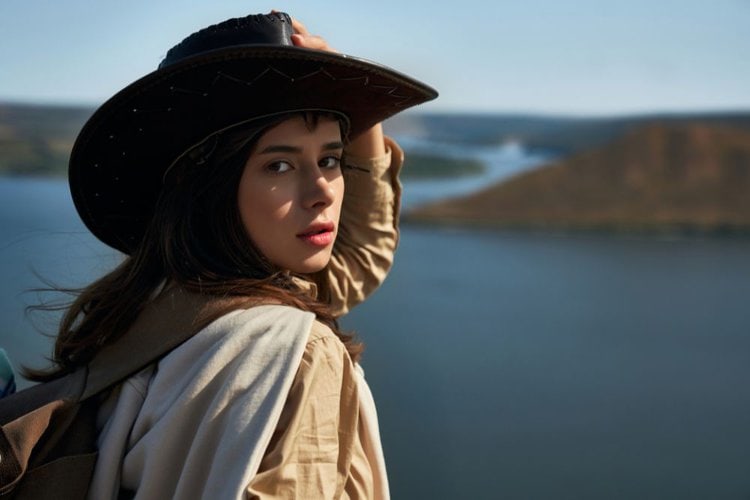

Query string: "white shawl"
[[89, 305, 313, 500]]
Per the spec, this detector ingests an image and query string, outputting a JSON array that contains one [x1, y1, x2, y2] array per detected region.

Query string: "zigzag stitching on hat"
[[131, 106, 172, 114], [369, 84, 400, 96], [335, 75, 370, 86], [294, 68, 337, 82], [213, 68, 272, 87], [284, 67, 411, 104], [265, 66, 296, 82], [177, 66, 410, 104], [168, 85, 209, 97], [329, 74, 410, 105], [367, 84, 412, 105]]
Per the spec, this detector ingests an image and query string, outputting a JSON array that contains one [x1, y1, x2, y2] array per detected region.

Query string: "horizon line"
[[1, 97, 749, 121]]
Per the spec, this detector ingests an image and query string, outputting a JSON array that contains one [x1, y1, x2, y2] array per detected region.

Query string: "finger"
[[291, 33, 337, 53], [290, 33, 304, 47], [295, 34, 326, 50], [291, 17, 309, 35], [288, 17, 337, 52]]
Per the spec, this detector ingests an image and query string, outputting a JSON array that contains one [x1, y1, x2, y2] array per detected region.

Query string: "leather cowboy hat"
[[69, 11, 437, 254]]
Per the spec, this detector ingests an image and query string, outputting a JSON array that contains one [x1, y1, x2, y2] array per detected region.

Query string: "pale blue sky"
[[1, 0, 748, 115]]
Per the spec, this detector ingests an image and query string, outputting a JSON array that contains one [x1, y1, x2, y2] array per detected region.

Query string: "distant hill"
[[386, 111, 750, 156], [407, 123, 750, 234], [0, 102, 93, 176]]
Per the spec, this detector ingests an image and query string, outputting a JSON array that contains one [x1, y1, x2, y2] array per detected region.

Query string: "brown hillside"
[[408, 123, 750, 232]]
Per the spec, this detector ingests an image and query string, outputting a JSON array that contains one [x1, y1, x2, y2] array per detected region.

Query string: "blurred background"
[[1, 1, 749, 498]]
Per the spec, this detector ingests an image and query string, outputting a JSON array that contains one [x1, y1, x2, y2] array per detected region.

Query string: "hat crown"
[[159, 12, 294, 69]]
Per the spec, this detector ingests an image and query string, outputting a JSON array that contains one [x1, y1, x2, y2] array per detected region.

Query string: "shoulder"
[[305, 320, 349, 364], [156, 304, 317, 383], [137, 305, 320, 431], [285, 320, 356, 422], [293, 320, 353, 397], [307, 319, 341, 345], [219, 303, 315, 325], [207, 304, 316, 343], [183, 306, 353, 382]]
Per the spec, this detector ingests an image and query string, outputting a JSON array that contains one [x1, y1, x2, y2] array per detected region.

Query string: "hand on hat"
[[284, 14, 385, 156], [289, 17, 337, 53]]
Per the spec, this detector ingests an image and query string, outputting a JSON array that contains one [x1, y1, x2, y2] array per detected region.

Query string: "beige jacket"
[[88, 138, 403, 499]]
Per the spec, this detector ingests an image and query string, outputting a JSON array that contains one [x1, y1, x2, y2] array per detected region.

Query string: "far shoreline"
[[400, 214, 750, 240]]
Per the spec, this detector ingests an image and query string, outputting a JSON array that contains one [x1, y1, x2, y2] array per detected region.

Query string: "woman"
[[30, 11, 436, 500]]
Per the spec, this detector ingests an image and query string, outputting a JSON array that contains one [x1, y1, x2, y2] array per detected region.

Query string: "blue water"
[[394, 135, 553, 210], [1, 175, 749, 499], [0, 178, 121, 374], [344, 226, 750, 499]]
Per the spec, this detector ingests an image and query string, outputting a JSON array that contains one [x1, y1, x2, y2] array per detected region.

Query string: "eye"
[[266, 160, 293, 173], [319, 156, 341, 169]]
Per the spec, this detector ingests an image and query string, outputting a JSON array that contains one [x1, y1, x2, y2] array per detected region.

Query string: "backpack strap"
[[83, 287, 248, 399]]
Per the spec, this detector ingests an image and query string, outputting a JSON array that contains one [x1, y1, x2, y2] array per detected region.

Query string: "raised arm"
[[327, 132, 403, 315]]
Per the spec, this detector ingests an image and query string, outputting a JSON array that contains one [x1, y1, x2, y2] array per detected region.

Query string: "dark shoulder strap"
[[83, 287, 248, 399]]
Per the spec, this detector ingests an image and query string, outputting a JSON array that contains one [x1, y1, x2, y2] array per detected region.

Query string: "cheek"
[[237, 174, 294, 244], [239, 188, 292, 236]]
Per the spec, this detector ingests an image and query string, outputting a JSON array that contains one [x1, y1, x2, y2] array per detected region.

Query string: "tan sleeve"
[[325, 136, 404, 317], [246, 322, 364, 499]]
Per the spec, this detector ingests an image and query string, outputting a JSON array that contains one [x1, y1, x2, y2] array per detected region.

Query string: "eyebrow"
[[258, 141, 344, 155]]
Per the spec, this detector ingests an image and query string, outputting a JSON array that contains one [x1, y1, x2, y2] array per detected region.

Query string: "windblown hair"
[[27, 112, 361, 382]]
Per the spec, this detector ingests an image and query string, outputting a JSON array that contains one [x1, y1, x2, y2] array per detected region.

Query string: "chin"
[[291, 262, 328, 275], [286, 254, 332, 275]]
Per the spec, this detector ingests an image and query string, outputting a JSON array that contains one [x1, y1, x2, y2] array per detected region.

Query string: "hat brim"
[[69, 45, 437, 253]]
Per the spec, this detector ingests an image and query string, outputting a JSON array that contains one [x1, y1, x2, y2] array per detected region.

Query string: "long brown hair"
[[27, 111, 361, 382]]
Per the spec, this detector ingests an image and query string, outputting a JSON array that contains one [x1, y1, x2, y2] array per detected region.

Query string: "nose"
[[302, 168, 336, 210]]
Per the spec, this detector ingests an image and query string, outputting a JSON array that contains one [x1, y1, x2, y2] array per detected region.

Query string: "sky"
[[1, 0, 749, 115]]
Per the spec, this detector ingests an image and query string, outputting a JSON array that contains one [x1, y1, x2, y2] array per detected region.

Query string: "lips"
[[297, 221, 335, 247]]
